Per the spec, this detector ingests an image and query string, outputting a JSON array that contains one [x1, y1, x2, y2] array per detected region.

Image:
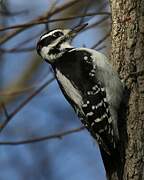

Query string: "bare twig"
[[0, 0, 80, 44], [0, 17, 111, 54], [0, 77, 55, 133], [0, 9, 29, 16], [0, 12, 111, 31], [0, 47, 35, 53], [78, 1, 91, 26], [44, 0, 59, 31], [0, 126, 85, 145]]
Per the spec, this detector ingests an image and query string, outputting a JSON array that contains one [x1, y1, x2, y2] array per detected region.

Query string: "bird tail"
[[99, 143, 123, 180]]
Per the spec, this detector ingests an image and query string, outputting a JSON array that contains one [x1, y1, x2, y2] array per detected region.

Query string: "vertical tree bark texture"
[[108, 0, 144, 179]]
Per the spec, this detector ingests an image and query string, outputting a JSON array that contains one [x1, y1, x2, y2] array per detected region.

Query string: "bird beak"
[[68, 23, 88, 38]]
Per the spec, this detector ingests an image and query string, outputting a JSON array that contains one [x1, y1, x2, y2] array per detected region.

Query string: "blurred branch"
[[0, 77, 55, 133], [0, 0, 80, 44], [0, 126, 85, 145], [77, 1, 91, 26], [0, 12, 111, 31], [0, 17, 111, 54], [0, 86, 34, 96], [0, 0, 29, 16], [0, 9, 29, 16], [0, 47, 35, 53], [1, 102, 9, 118], [3, 57, 43, 105], [44, 0, 59, 31]]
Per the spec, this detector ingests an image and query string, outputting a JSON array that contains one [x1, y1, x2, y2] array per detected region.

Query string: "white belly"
[[56, 69, 83, 107]]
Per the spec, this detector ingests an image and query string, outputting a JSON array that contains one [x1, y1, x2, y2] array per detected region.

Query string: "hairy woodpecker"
[[36, 24, 123, 157]]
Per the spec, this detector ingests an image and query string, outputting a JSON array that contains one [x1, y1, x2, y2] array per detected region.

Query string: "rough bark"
[[107, 0, 144, 179]]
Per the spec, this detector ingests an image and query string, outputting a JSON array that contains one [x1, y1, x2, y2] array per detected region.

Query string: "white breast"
[[56, 69, 83, 107]]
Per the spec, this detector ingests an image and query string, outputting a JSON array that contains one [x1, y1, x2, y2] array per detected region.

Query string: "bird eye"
[[53, 31, 63, 37]]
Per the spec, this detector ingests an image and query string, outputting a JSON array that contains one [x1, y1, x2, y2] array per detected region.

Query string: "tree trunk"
[[106, 0, 144, 179]]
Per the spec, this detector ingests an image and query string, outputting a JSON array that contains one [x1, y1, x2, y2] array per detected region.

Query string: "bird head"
[[36, 23, 88, 64]]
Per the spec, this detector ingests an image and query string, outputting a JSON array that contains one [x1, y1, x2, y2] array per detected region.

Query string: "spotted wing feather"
[[74, 49, 116, 154]]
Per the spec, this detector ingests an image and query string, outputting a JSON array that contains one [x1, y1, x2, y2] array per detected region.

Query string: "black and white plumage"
[[36, 24, 123, 157]]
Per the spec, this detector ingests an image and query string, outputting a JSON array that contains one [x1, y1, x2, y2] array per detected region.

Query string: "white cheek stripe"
[[56, 69, 83, 107]]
